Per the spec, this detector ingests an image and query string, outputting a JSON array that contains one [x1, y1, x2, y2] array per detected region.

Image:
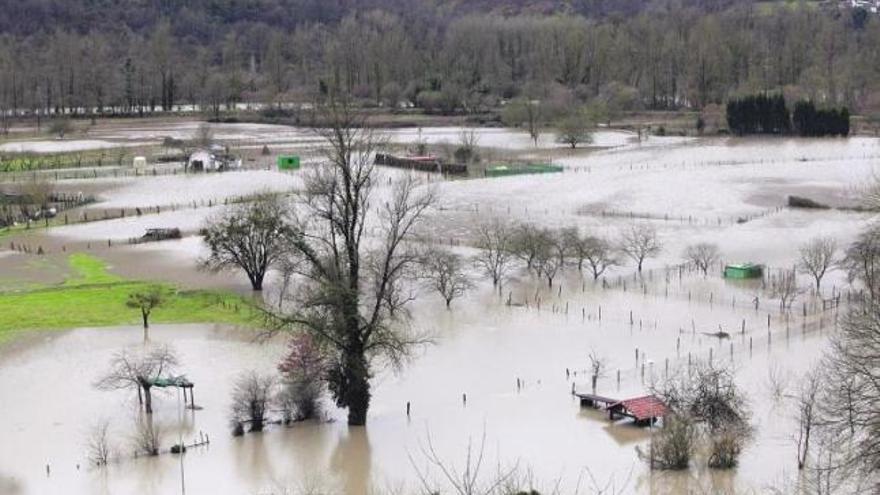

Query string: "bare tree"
[[473, 219, 514, 288], [769, 269, 799, 311], [502, 97, 543, 147], [85, 418, 113, 466], [201, 194, 294, 291], [454, 128, 480, 165], [410, 430, 522, 495], [131, 417, 161, 456], [819, 305, 880, 490], [794, 368, 822, 470], [230, 371, 276, 433], [657, 362, 750, 433], [684, 242, 721, 277], [270, 102, 435, 425], [95, 345, 179, 414], [422, 247, 473, 309], [588, 350, 607, 394], [561, 227, 589, 271], [637, 413, 695, 470], [583, 236, 619, 281], [798, 237, 837, 292], [618, 224, 662, 273], [843, 225, 880, 300], [532, 228, 565, 288], [126, 286, 165, 329], [509, 223, 542, 272]]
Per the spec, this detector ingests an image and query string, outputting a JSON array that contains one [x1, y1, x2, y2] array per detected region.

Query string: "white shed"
[[133, 156, 147, 169], [188, 150, 216, 172]]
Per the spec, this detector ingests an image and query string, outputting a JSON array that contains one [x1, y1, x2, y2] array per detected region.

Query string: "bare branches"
[[473, 219, 514, 288], [798, 237, 837, 292], [85, 418, 113, 467], [618, 224, 661, 273], [768, 269, 799, 310], [270, 102, 436, 425], [683, 242, 721, 277], [421, 246, 473, 309], [409, 429, 523, 495], [95, 345, 179, 414], [230, 371, 276, 433]]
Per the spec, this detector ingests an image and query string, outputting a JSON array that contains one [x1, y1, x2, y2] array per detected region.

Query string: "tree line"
[[726, 94, 850, 137], [1, 2, 879, 125]]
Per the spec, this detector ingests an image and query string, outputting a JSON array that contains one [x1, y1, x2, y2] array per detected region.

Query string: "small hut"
[[723, 263, 763, 279]]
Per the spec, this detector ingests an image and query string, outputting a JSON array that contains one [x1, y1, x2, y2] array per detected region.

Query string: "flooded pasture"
[[0, 124, 876, 494]]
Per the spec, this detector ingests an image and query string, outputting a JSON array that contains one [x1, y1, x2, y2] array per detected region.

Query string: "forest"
[[0, 0, 878, 121]]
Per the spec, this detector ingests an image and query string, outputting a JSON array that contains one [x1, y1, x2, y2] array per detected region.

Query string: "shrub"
[[639, 414, 696, 470]]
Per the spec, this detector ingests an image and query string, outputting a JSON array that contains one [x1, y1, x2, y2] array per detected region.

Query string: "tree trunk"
[[142, 310, 149, 329], [343, 350, 371, 426], [142, 384, 153, 414]]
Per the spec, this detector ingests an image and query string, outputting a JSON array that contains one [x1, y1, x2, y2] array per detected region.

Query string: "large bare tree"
[[618, 224, 662, 273], [582, 235, 619, 281], [95, 345, 179, 414], [473, 219, 514, 288], [201, 194, 295, 291], [798, 236, 837, 292], [272, 103, 435, 425], [421, 247, 473, 309], [683, 242, 721, 277]]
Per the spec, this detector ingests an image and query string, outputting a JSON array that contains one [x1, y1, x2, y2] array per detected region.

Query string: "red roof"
[[612, 395, 668, 421]]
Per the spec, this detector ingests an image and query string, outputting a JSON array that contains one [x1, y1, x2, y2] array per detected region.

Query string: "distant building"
[[187, 147, 242, 172]]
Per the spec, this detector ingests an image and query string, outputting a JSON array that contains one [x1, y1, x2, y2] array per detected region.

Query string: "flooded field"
[[0, 123, 876, 494]]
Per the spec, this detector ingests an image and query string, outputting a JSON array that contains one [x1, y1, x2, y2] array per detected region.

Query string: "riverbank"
[[0, 252, 259, 343]]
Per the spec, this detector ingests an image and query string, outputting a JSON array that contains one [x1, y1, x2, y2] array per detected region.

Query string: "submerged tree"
[[583, 235, 618, 281], [820, 305, 880, 490], [271, 102, 435, 426], [798, 236, 837, 292], [95, 345, 179, 414], [422, 247, 473, 309], [618, 224, 662, 273], [201, 194, 295, 291], [230, 371, 276, 433], [278, 333, 327, 422], [683, 242, 721, 277], [473, 219, 514, 288]]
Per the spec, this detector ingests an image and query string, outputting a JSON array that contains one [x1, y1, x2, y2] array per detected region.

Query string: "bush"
[[639, 414, 696, 470], [708, 426, 747, 469], [229, 371, 276, 433], [278, 334, 326, 422]]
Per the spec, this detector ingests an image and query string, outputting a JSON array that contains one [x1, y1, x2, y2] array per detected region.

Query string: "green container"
[[277, 155, 301, 170], [485, 163, 564, 177], [723, 263, 763, 279]]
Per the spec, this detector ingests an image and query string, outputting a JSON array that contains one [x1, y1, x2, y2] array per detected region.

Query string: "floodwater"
[[0, 126, 877, 494]]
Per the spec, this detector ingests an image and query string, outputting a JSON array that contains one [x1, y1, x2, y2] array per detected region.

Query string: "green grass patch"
[[0, 253, 261, 344]]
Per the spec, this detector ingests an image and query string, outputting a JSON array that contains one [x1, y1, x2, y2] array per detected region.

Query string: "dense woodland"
[[0, 0, 879, 121]]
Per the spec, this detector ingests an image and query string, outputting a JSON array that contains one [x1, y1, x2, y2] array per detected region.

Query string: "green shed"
[[277, 155, 301, 171], [723, 263, 763, 279], [485, 163, 564, 178]]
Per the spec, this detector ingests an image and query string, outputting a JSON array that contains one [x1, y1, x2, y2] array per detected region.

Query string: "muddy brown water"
[[0, 270, 834, 494], [1, 130, 877, 494]]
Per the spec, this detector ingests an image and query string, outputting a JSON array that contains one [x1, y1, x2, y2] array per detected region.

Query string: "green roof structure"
[[485, 163, 564, 177], [277, 155, 301, 171], [723, 263, 763, 279]]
